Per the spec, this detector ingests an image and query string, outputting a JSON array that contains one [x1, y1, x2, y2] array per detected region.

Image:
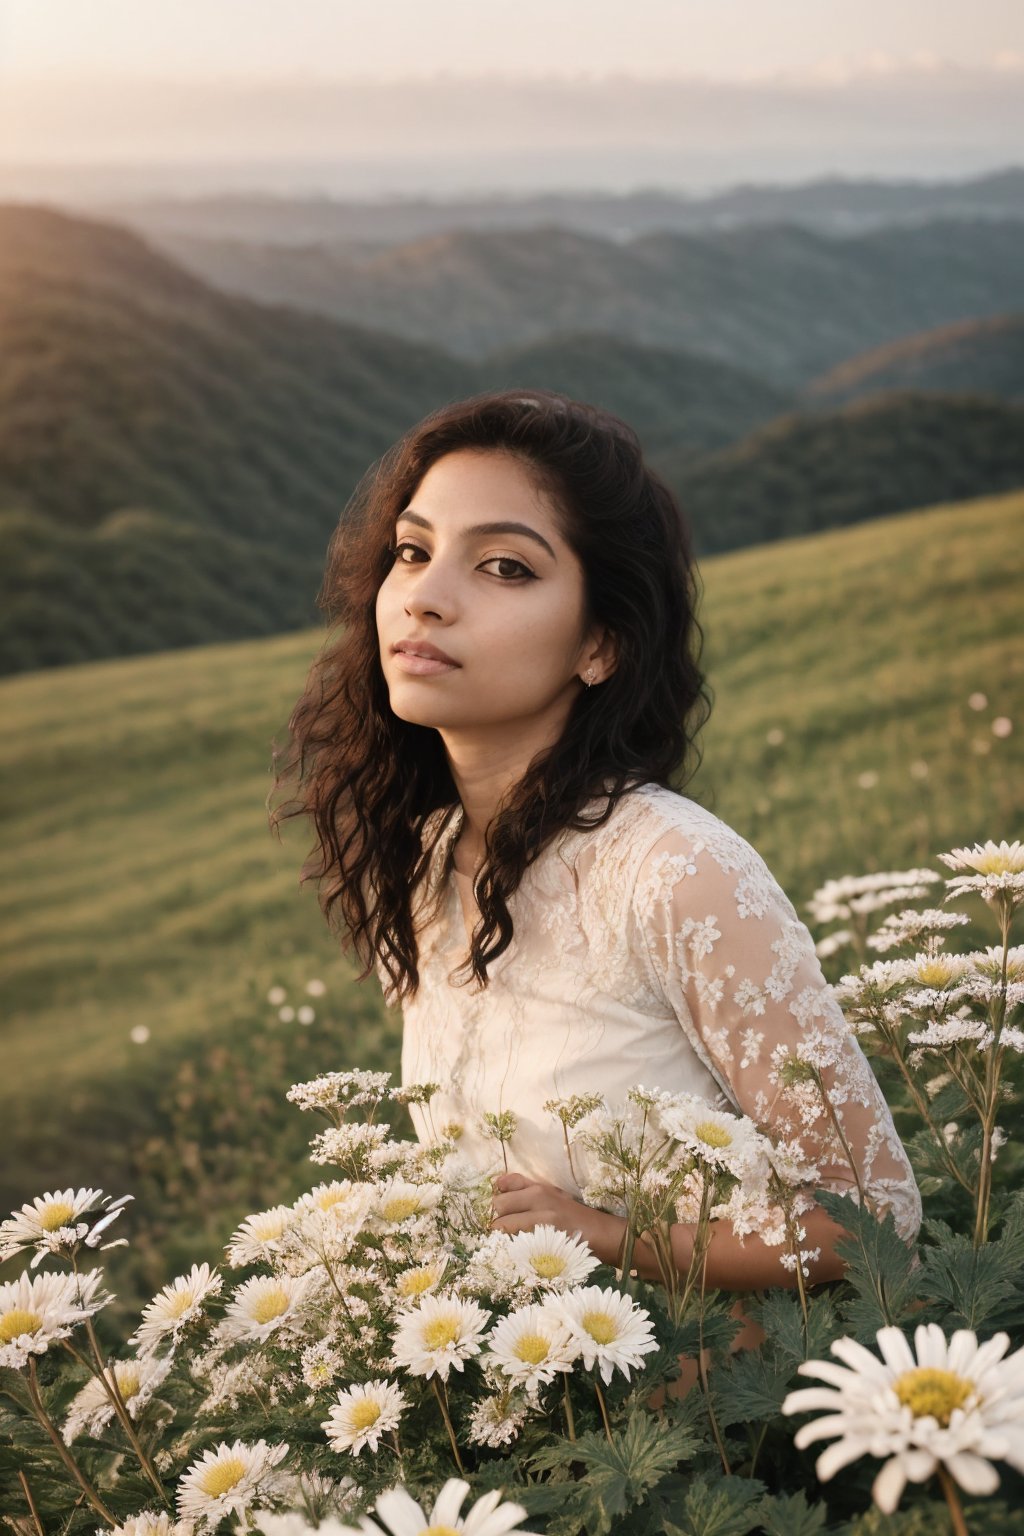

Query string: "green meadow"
[[1, 489, 1021, 1304]]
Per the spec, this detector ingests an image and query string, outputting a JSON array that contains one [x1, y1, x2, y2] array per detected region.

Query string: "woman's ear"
[[584, 626, 618, 685]]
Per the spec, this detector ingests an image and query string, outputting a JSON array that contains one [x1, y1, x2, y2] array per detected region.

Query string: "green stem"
[[431, 1377, 465, 1475], [26, 1360, 117, 1528], [18, 1470, 46, 1536], [563, 1374, 577, 1442], [82, 1315, 168, 1503], [697, 1248, 731, 1476], [593, 1378, 613, 1443]]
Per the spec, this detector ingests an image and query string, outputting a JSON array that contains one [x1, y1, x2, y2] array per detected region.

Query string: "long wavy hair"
[[268, 388, 712, 998]]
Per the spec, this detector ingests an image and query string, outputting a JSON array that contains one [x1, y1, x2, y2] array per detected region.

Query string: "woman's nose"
[[403, 561, 455, 623]]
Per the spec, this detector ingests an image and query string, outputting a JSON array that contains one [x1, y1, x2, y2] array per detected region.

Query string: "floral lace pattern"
[[379, 784, 922, 1242]]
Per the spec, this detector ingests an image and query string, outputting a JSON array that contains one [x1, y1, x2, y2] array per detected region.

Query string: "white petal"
[[872, 1456, 908, 1513], [831, 1337, 892, 1381], [430, 1480, 471, 1529], [782, 1387, 845, 1416], [373, 1487, 429, 1536], [945, 1452, 1000, 1496], [794, 1413, 853, 1449], [816, 1436, 869, 1482], [796, 1360, 859, 1390], [912, 1324, 948, 1371]]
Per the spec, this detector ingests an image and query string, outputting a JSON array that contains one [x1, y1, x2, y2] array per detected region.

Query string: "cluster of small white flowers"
[[309, 1123, 391, 1168], [808, 870, 940, 925], [466, 1390, 531, 1447], [867, 908, 970, 952], [287, 1071, 393, 1114]]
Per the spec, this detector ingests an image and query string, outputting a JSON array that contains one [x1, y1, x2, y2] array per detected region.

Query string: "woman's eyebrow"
[[396, 508, 556, 561]]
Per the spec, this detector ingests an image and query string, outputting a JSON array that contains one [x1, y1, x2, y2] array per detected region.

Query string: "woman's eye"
[[479, 556, 536, 581], [391, 541, 427, 563]]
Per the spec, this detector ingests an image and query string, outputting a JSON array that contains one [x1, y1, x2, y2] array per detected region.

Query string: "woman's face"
[[375, 448, 611, 743]]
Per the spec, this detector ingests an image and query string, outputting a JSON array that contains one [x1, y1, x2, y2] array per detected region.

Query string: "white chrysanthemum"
[[322, 1379, 407, 1454], [176, 1438, 289, 1526], [372, 1178, 443, 1229], [552, 1286, 659, 1386], [338, 1478, 538, 1536], [109, 1514, 193, 1536], [392, 1256, 449, 1305], [461, 1231, 530, 1304], [226, 1204, 295, 1266], [287, 1069, 391, 1113], [0, 1268, 108, 1369], [505, 1225, 600, 1292], [867, 909, 970, 952], [484, 1303, 581, 1393], [808, 870, 940, 924], [659, 1099, 769, 1178], [63, 1352, 171, 1442], [0, 1188, 131, 1264], [220, 1271, 313, 1344], [939, 841, 1024, 906], [131, 1264, 222, 1355], [309, 1123, 391, 1168], [390, 1292, 490, 1381], [782, 1323, 1024, 1513]]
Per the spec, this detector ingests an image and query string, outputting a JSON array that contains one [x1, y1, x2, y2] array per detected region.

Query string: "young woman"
[[270, 388, 921, 1294]]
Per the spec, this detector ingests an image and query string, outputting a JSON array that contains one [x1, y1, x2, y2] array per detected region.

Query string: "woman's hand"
[[490, 1170, 625, 1265]]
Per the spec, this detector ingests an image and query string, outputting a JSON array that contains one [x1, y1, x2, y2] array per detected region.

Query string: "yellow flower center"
[[514, 1332, 551, 1365], [531, 1254, 566, 1279], [973, 850, 1022, 874], [197, 1454, 247, 1495], [350, 1399, 383, 1431], [250, 1284, 290, 1325], [581, 1310, 618, 1345], [915, 959, 960, 987], [423, 1315, 461, 1351], [164, 1289, 196, 1319], [695, 1120, 733, 1149], [0, 1308, 43, 1343], [38, 1201, 77, 1231], [315, 1188, 349, 1210], [398, 1267, 438, 1297], [253, 1213, 288, 1239], [115, 1365, 142, 1399], [893, 1368, 974, 1425], [421, 1527, 460, 1536], [383, 1197, 421, 1223]]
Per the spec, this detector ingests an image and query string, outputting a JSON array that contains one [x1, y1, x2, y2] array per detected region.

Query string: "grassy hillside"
[[805, 313, 1024, 406], [1, 490, 1021, 1298], [152, 216, 1024, 383]]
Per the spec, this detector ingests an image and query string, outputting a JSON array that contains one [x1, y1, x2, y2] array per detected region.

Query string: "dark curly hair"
[[268, 388, 712, 999]]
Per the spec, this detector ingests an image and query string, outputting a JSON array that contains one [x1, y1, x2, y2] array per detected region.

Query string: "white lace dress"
[[378, 782, 922, 1242]]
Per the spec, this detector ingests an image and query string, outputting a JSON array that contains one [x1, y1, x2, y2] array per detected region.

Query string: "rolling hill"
[[146, 216, 1024, 384], [804, 313, 1024, 406]]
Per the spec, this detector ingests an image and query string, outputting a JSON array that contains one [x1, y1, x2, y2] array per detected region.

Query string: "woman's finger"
[[490, 1187, 542, 1219], [492, 1171, 529, 1193]]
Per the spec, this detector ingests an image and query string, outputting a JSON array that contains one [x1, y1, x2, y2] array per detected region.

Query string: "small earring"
[[583, 667, 596, 688]]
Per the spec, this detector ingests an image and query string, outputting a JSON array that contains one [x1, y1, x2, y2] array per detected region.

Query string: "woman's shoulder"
[[573, 782, 791, 921]]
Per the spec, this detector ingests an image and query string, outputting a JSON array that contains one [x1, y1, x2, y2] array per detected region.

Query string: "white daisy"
[[176, 1438, 289, 1527], [339, 1477, 538, 1535], [938, 840, 1024, 907], [782, 1323, 1024, 1513], [0, 1268, 108, 1369], [226, 1204, 295, 1266], [63, 1352, 171, 1442], [220, 1272, 313, 1344], [373, 1179, 443, 1229], [322, 1379, 407, 1454], [505, 1225, 600, 1293], [552, 1286, 659, 1386], [659, 1099, 769, 1179], [390, 1292, 490, 1382], [483, 1303, 580, 1393], [0, 1188, 131, 1264], [131, 1264, 222, 1356]]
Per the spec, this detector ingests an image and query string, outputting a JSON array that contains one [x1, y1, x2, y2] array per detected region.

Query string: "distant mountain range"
[[136, 217, 1024, 384], [2, 202, 1023, 673], [101, 166, 1024, 246]]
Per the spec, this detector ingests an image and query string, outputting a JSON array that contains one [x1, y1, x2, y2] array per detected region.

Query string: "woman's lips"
[[391, 650, 460, 676]]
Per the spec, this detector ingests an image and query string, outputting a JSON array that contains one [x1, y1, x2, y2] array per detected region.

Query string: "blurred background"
[[1, 0, 1021, 1311]]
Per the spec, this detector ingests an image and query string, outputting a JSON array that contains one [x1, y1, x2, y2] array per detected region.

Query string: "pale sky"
[[3, 0, 1023, 82], [2, 0, 1022, 192]]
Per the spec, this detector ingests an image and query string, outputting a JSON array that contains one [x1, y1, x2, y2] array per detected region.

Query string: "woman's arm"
[[490, 1170, 848, 1289]]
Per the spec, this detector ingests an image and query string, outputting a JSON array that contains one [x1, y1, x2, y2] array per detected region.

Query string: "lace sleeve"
[[632, 822, 922, 1242]]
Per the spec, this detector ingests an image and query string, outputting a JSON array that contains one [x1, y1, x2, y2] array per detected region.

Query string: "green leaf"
[[757, 1290, 842, 1369], [817, 1191, 922, 1334], [754, 1490, 828, 1536], [662, 1473, 766, 1536], [530, 1412, 702, 1536]]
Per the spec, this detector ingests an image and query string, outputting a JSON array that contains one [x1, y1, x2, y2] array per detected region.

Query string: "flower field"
[[0, 489, 1022, 1531]]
